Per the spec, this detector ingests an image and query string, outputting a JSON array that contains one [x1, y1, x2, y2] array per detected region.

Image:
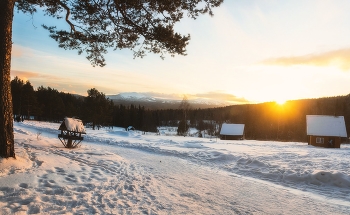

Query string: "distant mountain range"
[[106, 92, 230, 109]]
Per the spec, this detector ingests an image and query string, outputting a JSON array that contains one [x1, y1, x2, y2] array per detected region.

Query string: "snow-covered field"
[[1, 120, 350, 214]]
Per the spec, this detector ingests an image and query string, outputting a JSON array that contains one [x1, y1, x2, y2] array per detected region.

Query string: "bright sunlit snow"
[[1, 120, 350, 214], [62, 117, 86, 133]]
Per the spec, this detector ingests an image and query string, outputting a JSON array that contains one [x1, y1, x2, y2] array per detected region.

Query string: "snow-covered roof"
[[60, 117, 86, 133], [306, 115, 347, 137], [220, 123, 245, 135], [127, 126, 135, 131]]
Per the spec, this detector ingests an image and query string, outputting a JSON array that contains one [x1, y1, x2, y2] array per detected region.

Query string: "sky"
[[10, 0, 350, 104]]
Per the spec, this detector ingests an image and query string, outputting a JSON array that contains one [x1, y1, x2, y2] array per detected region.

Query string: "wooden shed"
[[306, 115, 347, 148], [58, 117, 86, 148], [220, 123, 245, 140]]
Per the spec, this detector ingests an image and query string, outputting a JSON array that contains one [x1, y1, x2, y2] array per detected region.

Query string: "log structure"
[[58, 117, 86, 148]]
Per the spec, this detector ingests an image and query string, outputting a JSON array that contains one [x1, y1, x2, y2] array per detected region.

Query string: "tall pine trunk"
[[0, 0, 16, 158]]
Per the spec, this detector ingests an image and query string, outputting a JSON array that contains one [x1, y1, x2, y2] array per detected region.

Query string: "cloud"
[[194, 92, 250, 104], [11, 70, 40, 82], [11, 44, 36, 58], [260, 48, 350, 71], [10, 70, 86, 94], [10, 70, 64, 81], [11, 45, 23, 57]]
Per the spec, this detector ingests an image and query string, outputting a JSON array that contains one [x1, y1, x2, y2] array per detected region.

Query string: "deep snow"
[[0, 120, 350, 214]]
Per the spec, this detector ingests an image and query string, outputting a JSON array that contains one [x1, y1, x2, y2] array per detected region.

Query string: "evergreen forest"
[[11, 77, 350, 142]]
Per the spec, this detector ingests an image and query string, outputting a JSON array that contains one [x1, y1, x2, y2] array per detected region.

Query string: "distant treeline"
[[11, 77, 159, 132], [11, 77, 350, 142], [211, 97, 350, 142]]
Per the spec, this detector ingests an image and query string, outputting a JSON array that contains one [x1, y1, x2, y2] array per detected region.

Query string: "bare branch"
[[54, 0, 76, 33]]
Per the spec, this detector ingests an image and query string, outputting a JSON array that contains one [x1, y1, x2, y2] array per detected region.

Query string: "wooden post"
[[67, 138, 72, 148]]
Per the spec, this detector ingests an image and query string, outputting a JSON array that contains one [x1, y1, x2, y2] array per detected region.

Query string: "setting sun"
[[276, 99, 286, 105]]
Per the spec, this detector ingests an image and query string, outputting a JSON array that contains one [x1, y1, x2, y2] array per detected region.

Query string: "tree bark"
[[0, 0, 16, 158]]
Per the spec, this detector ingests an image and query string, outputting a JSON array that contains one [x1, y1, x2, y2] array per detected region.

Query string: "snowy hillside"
[[107, 92, 156, 102], [107, 92, 230, 109], [0, 121, 350, 214]]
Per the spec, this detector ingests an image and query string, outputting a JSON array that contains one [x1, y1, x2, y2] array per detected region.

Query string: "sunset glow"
[[11, 1, 350, 104], [276, 100, 286, 106]]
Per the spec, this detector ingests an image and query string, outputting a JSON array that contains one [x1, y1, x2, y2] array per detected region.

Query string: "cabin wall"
[[220, 135, 243, 140], [308, 135, 341, 148]]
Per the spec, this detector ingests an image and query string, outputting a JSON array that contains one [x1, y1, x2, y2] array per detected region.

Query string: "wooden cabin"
[[58, 117, 86, 148], [306, 115, 347, 148], [220, 123, 245, 140]]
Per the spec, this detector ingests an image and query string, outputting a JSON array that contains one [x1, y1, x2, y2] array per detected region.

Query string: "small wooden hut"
[[220, 123, 245, 140], [58, 117, 86, 148], [306, 115, 347, 148]]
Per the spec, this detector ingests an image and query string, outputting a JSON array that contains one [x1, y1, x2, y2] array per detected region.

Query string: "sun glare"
[[276, 99, 286, 105]]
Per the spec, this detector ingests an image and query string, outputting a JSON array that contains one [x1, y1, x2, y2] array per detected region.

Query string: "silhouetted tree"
[[177, 119, 189, 136], [36, 86, 65, 121], [22, 81, 37, 120], [11, 77, 24, 121], [84, 88, 112, 130], [59, 92, 84, 118], [179, 96, 190, 136]]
